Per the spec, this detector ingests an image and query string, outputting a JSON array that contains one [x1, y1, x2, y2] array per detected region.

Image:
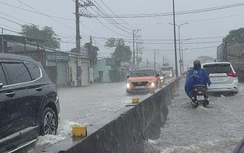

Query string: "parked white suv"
[[202, 62, 239, 96]]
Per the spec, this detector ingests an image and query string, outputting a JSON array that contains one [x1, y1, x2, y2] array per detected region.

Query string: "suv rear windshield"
[[131, 70, 155, 77], [203, 64, 233, 74]]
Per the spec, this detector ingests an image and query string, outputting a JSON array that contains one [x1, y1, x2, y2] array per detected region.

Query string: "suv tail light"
[[227, 72, 237, 77]]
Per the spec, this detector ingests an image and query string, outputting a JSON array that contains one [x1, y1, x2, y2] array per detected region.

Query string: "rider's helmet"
[[193, 60, 201, 67]]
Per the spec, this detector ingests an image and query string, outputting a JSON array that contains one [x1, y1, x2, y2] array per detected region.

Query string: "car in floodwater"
[[202, 62, 239, 96], [161, 66, 174, 79], [156, 70, 166, 84], [0, 53, 60, 153], [126, 68, 160, 94]]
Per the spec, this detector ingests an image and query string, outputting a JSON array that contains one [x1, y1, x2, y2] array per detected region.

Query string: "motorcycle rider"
[[185, 60, 211, 103]]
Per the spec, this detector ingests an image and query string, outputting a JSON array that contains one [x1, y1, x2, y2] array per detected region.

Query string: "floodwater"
[[147, 80, 244, 153]]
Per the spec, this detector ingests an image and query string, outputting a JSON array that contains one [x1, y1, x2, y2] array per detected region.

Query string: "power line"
[[0, 26, 20, 34], [0, 14, 78, 39], [143, 45, 218, 52], [85, 9, 131, 37], [0, 24, 21, 32], [0, 1, 103, 37], [89, 2, 244, 18], [98, 0, 136, 29], [91, 1, 132, 34], [0, 16, 23, 26], [93, 36, 224, 42], [17, 0, 76, 30], [0, 1, 75, 21], [0, 11, 31, 25], [141, 41, 222, 45]]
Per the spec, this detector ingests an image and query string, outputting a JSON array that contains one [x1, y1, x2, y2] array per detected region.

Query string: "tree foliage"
[[223, 27, 244, 43], [105, 38, 131, 64], [105, 38, 125, 47], [21, 24, 61, 49], [112, 45, 131, 62], [84, 42, 99, 66]]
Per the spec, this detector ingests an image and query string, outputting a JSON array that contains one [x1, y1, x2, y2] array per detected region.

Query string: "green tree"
[[223, 27, 244, 43], [21, 24, 61, 49], [105, 38, 132, 64], [84, 42, 99, 66]]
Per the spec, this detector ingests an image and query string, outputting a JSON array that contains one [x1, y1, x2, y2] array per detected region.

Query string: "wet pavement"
[[147, 79, 244, 153]]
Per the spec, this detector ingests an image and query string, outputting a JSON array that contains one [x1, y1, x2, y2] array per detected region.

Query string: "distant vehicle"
[[0, 53, 60, 152], [156, 70, 166, 84], [161, 66, 174, 78], [202, 62, 238, 96], [217, 43, 244, 82], [126, 68, 160, 94]]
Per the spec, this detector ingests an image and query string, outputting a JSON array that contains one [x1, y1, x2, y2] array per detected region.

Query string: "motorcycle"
[[191, 85, 209, 108]]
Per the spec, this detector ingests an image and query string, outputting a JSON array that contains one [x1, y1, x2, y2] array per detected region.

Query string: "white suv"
[[202, 62, 239, 96]]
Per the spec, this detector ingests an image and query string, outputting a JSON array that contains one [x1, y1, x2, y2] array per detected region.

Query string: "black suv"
[[0, 53, 60, 152]]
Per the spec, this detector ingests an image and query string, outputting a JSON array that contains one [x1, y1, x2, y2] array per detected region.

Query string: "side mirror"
[[127, 75, 130, 79], [0, 83, 3, 89], [156, 74, 160, 77]]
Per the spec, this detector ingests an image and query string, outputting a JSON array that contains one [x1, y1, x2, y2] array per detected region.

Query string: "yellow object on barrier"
[[72, 126, 87, 137], [132, 98, 139, 103], [150, 90, 155, 94]]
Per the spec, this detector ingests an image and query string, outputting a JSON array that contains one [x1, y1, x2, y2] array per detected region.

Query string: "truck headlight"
[[169, 73, 173, 77], [126, 82, 131, 89], [149, 82, 155, 88], [160, 76, 164, 80]]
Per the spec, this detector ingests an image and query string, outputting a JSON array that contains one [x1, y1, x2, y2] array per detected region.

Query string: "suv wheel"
[[40, 107, 58, 135]]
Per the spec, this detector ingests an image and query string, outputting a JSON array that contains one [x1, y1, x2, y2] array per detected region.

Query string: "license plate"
[[136, 86, 145, 89], [211, 77, 224, 81], [197, 96, 204, 100]]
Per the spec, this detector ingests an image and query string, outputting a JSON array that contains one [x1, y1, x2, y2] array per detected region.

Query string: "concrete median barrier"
[[44, 78, 180, 153]]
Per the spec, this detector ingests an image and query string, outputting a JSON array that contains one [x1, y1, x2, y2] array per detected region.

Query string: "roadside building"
[[0, 34, 91, 87]]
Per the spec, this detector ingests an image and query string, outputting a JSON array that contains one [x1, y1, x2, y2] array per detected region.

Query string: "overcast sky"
[[1, 0, 244, 68]]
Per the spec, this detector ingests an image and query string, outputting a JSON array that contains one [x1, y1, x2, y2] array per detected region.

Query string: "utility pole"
[[154, 50, 156, 69], [75, 0, 81, 87], [136, 42, 143, 67], [1, 28, 4, 53], [136, 42, 138, 67], [132, 29, 140, 67], [133, 30, 135, 66], [153, 50, 159, 69], [147, 59, 149, 68], [75, 0, 94, 87], [89, 35, 92, 65]]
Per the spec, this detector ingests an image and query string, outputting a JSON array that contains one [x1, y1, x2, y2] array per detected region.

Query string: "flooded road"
[[148, 79, 244, 153]]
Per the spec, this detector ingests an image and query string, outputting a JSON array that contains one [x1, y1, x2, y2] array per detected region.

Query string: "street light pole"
[[169, 22, 189, 75], [172, 0, 178, 77], [180, 38, 190, 72]]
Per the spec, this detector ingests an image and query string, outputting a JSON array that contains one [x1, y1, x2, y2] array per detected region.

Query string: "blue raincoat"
[[184, 65, 211, 98]]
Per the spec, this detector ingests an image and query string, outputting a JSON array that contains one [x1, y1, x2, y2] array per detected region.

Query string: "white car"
[[202, 62, 239, 96], [161, 66, 174, 78]]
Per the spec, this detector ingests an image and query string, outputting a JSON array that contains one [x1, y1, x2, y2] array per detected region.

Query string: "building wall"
[[68, 58, 77, 87], [93, 59, 111, 83], [80, 61, 89, 86]]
